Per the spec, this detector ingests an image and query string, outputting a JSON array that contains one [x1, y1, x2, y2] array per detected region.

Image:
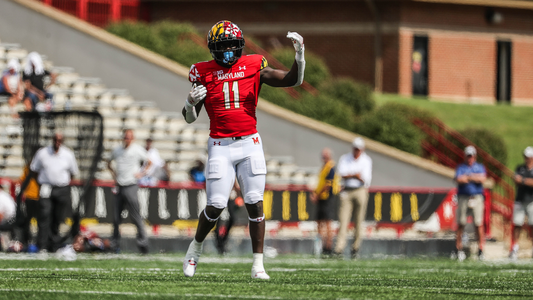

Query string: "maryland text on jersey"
[[213, 70, 245, 81]]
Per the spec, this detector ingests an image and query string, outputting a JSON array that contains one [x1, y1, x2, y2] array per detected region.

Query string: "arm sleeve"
[[69, 152, 79, 177], [480, 164, 487, 175], [336, 156, 349, 177], [138, 145, 148, 163], [361, 158, 373, 187], [30, 151, 42, 172], [454, 165, 464, 179]]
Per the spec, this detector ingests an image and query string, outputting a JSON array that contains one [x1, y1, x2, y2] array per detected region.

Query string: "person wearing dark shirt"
[[310, 148, 337, 257], [19, 164, 40, 251], [23, 52, 56, 112], [509, 147, 533, 260], [189, 160, 206, 183], [453, 146, 487, 262]]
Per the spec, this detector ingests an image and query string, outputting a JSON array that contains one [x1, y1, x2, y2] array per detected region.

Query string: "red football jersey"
[[189, 54, 268, 138]]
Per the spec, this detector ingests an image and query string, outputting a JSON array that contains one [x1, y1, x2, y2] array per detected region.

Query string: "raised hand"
[[186, 84, 207, 108], [287, 31, 304, 54]]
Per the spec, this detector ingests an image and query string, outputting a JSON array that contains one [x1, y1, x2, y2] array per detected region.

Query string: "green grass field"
[[375, 94, 533, 170], [1, 254, 532, 299]]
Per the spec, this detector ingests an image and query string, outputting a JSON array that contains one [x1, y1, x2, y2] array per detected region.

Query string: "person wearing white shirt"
[[139, 137, 164, 187], [0, 184, 16, 226], [107, 129, 151, 254], [30, 132, 79, 252], [333, 137, 372, 259]]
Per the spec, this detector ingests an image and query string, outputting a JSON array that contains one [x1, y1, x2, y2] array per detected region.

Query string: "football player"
[[181, 20, 305, 279]]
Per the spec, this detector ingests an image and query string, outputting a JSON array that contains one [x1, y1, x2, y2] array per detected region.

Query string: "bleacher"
[[0, 41, 319, 187]]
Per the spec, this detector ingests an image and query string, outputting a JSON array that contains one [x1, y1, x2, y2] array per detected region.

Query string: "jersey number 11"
[[223, 81, 240, 109]]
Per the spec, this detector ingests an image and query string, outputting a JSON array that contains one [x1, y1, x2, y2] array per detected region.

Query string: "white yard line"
[[0, 288, 285, 299]]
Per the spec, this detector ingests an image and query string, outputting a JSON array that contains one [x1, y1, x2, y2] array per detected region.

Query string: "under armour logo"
[[252, 137, 259, 145], [239, 66, 247, 71], [214, 141, 221, 146]]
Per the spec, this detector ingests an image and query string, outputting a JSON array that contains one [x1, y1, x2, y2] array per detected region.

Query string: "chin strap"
[[248, 214, 265, 223]]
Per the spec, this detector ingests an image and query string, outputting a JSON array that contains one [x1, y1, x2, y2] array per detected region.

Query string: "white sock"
[[252, 253, 264, 270], [512, 244, 519, 251], [188, 239, 203, 255]]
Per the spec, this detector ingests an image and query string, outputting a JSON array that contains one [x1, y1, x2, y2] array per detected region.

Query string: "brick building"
[[140, 0, 533, 105]]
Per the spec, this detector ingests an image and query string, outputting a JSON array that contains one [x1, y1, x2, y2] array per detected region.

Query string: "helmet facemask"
[[207, 21, 245, 67], [209, 40, 245, 67]]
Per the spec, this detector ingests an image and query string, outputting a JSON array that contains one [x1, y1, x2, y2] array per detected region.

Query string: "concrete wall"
[[257, 108, 454, 188], [0, 0, 454, 188], [0, 0, 190, 112]]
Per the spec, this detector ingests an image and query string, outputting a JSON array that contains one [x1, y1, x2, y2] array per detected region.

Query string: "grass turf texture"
[[0, 254, 532, 299], [375, 94, 533, 171]]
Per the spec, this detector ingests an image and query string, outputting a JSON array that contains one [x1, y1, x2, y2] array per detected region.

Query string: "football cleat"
[[207, 20, 245, 67], [183, 258, 197, 277], [251, 268, 270, 280], [478, 249, 485, 261], [457, 250, 466, 262], [183, 241, 202, 277], [509, 249, 518, 261]]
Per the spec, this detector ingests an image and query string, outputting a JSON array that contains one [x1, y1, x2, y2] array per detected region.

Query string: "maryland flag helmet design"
[[207, 20, 245, 67]]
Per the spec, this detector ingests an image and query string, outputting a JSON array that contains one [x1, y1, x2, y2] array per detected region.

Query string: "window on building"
[[496, 41, 512, 103], [412, 36, 428, 96]]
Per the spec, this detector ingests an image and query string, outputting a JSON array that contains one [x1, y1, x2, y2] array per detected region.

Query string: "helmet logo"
[[225, 23, 241, 39]]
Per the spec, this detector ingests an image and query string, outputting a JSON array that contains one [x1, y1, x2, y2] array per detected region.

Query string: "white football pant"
[[206, 133, 266, 209]]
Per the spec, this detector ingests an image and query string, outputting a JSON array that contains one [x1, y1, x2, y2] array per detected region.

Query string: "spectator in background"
[[334, 137, 372, 259], [107, 129, 151, 254], [72, 227, 112, 253], [453, 145, 487, 262], [189, 159, 206, 183], [0, 183, 16, 252], [158, 161, 171, 183], [23, 52, 56, 113], [0, 59, 24, 117], [509, 146, 533, 260], [139, 137, 164, 187], [0, 184, 16, 226], [30, 132, 79, 253], [19, 163, 40, 252], [310, 148, 337, 257]]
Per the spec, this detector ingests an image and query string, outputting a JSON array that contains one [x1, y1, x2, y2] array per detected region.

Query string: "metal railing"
[[413, 117, 514, 221], [39, 0, 140, 27]]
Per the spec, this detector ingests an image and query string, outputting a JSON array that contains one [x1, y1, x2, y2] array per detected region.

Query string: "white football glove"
[[185, 84, 207, 109], [287, 31, 304, 60], [286, 31, 305, 87]]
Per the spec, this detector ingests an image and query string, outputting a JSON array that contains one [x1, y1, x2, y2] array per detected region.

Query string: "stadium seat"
[[170, 171, 189, 182]]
